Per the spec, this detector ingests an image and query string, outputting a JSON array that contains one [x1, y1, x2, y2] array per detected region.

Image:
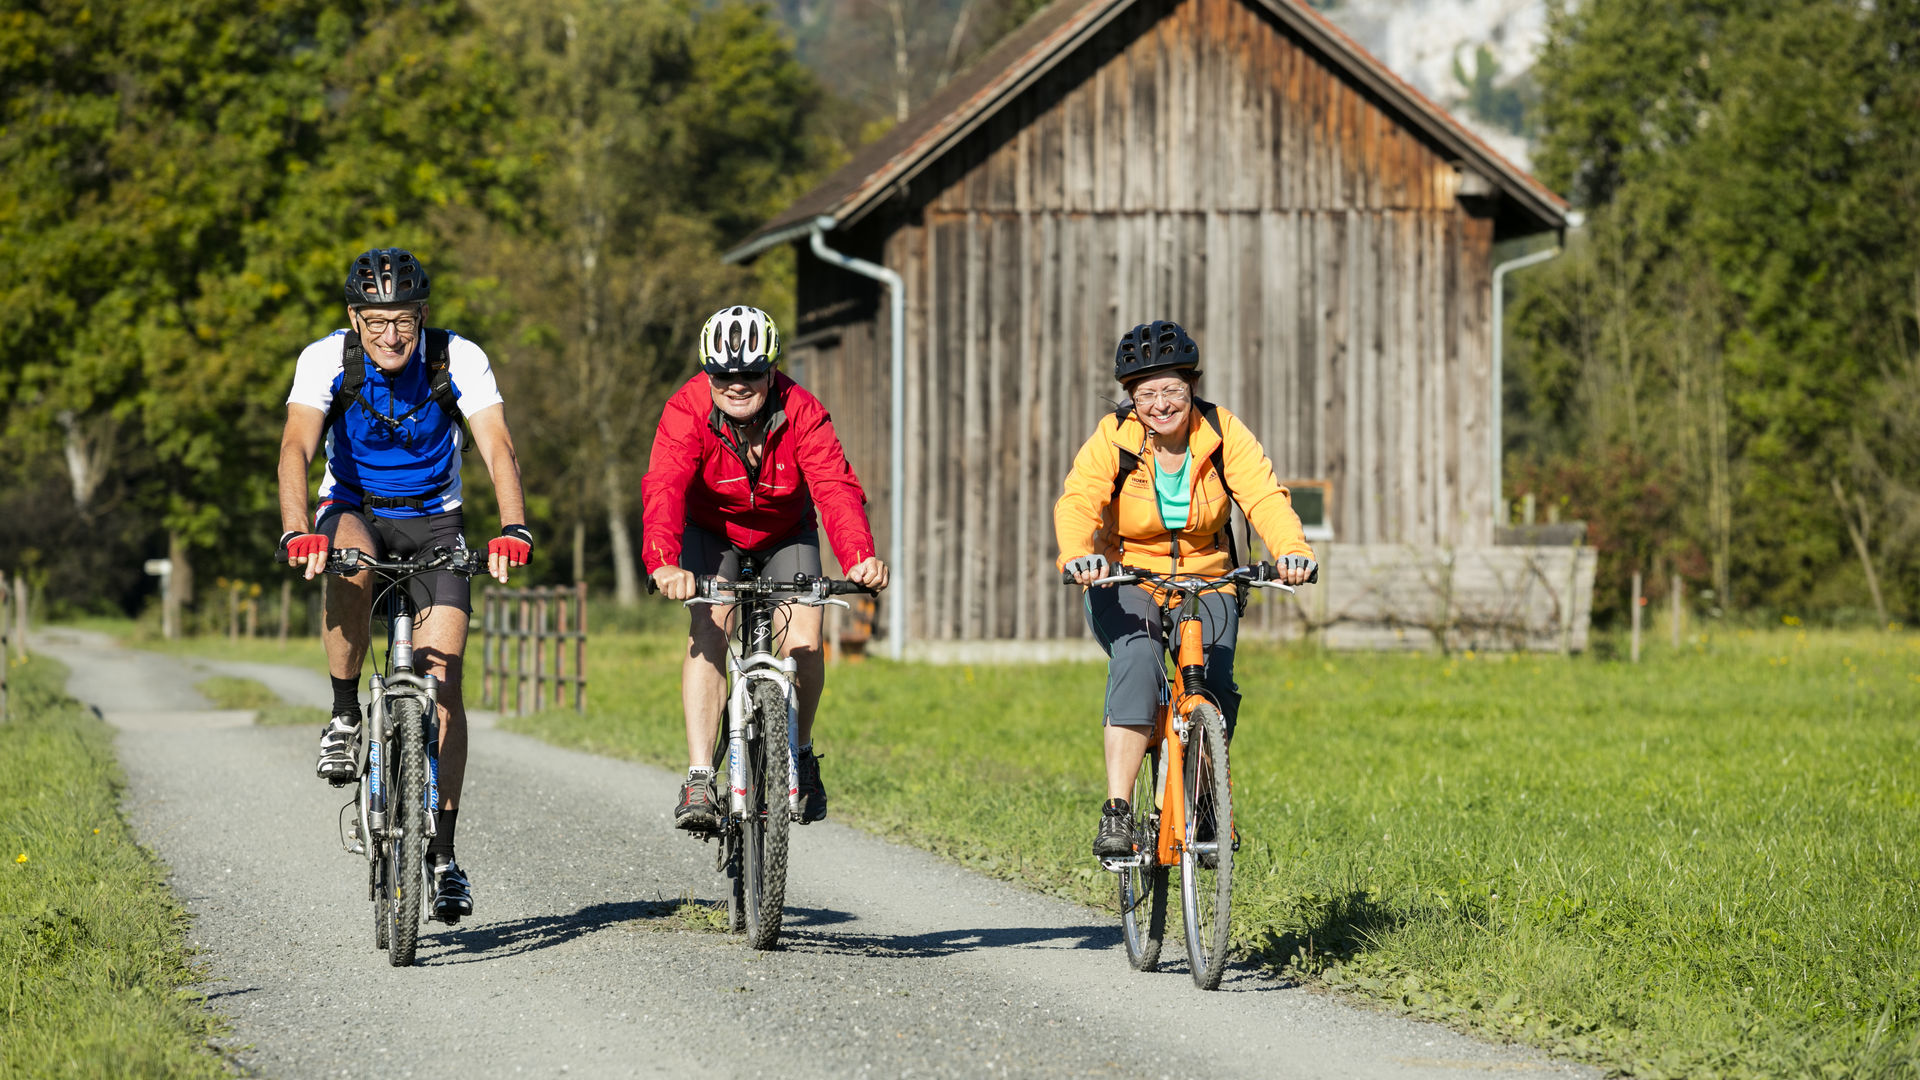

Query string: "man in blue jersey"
[[276, 248, 531, 923]]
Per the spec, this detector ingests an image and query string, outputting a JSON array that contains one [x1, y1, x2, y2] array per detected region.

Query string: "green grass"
[[506, 626, 1920, 1080], [1, 656, 228, 1078], [194, 675, 281, 710]]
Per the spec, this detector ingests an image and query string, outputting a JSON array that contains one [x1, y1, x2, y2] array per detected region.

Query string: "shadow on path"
[[419, 899, 697, 965], [781, 918, 1120, 959]]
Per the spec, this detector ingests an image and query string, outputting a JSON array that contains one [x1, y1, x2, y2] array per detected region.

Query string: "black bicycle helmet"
[[1113, 320, 1199, 383], [345, 248, 431, 306]]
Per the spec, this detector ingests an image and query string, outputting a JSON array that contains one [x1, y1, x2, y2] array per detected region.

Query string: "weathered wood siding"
[[791, 0, 1501, 642]]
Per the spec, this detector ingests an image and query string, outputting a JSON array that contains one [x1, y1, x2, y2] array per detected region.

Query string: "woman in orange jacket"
[[1054, 320, 1317, 858]]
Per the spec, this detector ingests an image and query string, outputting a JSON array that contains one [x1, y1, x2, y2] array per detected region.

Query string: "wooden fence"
[[478, 584, 588, 715]]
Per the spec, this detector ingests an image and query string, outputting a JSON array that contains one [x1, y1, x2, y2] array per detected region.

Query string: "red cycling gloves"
[[488, 524, 533, 566], [280, 530, 329, 561]]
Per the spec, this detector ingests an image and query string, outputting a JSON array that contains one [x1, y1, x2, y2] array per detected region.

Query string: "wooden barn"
[[726, 0, 1585, 655]]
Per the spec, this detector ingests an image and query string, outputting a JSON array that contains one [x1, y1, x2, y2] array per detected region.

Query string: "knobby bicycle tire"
[[1120, 738, 1168, 972], [744, 678, 792, 950], [386, 697, 428, 967], [1179, 703, 1234, 990]]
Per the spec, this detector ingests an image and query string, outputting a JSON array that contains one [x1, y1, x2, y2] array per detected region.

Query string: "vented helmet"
[[700, 305, 781, 376], [1113, 320, 1199, 383], [345, 248, 431, 307]]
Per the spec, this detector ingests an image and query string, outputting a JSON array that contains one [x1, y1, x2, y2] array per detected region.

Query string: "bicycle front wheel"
[[1120, 738, 1168, 971], [742, 679, 792, 950], [385, 698, 428, 967], [1179, 703, 1233, 989]]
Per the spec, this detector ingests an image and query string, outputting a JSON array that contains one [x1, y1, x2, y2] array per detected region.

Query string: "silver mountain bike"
[[669, 563, 871, 950], [321, 544, 485, 967]]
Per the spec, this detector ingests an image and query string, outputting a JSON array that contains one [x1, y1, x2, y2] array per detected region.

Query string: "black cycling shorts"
[[316, 504, 473, 615], [680, 523, 821, 582]]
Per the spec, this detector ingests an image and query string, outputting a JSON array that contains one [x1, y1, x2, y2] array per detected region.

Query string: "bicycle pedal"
[[1099, 856, 1145, 873]]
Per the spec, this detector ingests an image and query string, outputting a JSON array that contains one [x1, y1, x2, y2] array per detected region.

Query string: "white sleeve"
[[446, 334, 504, 417], [287, 332, 348, 412]]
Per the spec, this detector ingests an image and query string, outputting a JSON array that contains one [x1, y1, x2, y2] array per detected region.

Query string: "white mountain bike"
[[676, 564, 871, 949]]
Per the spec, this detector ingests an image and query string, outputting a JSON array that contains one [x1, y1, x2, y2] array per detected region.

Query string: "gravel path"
[[39, 628, 1595, 1080]]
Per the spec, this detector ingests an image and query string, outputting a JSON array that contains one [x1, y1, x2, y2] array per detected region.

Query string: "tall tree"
[[459, 0, 833, 605]]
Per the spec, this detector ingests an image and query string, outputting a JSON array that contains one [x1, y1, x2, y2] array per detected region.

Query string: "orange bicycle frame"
[[1150, 607, 1210, 865]]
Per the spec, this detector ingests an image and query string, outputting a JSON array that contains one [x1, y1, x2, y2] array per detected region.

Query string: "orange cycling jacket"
[[1054, 401, 1314, 576]]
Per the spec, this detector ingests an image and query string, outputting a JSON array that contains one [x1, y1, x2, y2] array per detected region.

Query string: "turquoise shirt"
[[1153, 449, 1192, 531]]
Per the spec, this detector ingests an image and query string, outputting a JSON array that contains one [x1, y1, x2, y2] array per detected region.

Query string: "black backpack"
[[1108, 399, 1247, 568], [322, 328, 472, 454]]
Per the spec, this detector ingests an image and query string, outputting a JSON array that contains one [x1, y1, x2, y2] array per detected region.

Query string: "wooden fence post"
[[1, 570, 10, 722], [575, 581, 587, 713], [14, 573, 29, 659], [554, 587, 565, 710], [1630, 571, 1643, 664], [1670, 573, 1681, 649], [534, 589, 548, 711], [516, 591, 530, 717], [477, 589, 491, 709]]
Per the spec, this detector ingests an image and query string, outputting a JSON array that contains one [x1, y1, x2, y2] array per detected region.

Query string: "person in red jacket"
[[641, 306, 889, 830]]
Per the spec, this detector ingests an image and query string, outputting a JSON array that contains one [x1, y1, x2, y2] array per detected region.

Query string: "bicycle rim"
[[1179, 704, 1233, 989], [386, 698, 427, 967], [1120, 740, 1168, 972], [744, 679, 791, 950]]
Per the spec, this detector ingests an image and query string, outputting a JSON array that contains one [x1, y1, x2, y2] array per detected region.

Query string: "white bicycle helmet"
[[699, 305, 781, 376]]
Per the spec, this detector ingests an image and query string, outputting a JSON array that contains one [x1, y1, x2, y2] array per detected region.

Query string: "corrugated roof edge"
[[726, 0, 1567, 264]]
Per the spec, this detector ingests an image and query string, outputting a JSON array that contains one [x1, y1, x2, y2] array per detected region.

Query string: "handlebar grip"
[[644, 574, 657, 595], [1060, 569, 1077, 584], [829, 580, 874, 595]]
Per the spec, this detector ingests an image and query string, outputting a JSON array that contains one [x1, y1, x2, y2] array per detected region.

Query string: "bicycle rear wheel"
[[1120, 738, 1168, 972], [742, 679, 792, 950], [1179, 703, 1233, 989], [385, 698, 428, 967]]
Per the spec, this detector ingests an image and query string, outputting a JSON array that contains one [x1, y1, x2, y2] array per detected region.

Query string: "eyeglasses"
[[1132, 387, 1190, 408], [358, 313, 420, 337]]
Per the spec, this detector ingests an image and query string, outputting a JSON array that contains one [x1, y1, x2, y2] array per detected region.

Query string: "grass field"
[[1, 656, 228, 1078], [508, 625, 1919, 1080], [85, 617, 1920, 1077]]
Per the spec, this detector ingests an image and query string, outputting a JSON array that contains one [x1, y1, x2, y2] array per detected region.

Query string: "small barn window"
[[1283, 479, 1334, 542]]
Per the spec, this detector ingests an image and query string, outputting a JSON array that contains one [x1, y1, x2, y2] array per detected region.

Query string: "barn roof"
[[726, 0, 1567, 262]]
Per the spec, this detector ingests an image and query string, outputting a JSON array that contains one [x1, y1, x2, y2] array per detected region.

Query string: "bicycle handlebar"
[[319, 545, 487, 580], [1059, 562, 1312, 592], [645, 571, 876, 603]]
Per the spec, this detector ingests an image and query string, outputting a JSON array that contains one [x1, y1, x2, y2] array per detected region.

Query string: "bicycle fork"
[[725, 654, 800, 819]]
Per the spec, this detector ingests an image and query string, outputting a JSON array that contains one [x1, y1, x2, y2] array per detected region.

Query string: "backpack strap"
[[325, 329, 472, 452], [1113, 400, 1245, 568], [322, 330, 369, 436], [422, 329, 472, 452], [1196, 401, 1241, 568]]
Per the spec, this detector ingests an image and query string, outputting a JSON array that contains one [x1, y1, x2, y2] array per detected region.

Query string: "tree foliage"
[[0, 0, 833, 614], [1511, 0, 1920, 622]]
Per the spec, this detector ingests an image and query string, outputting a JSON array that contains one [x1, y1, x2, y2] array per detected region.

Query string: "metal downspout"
[[1489, 242, 1563, 536], [809, 216, 907, 661]]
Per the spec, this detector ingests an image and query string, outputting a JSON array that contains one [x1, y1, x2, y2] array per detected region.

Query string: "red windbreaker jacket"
[[640, 373, 876, 574]]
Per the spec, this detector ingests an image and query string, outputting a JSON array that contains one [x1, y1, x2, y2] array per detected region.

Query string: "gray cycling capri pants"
[[1084, 584, 1241, 737], [679, 523, 822, 581]]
